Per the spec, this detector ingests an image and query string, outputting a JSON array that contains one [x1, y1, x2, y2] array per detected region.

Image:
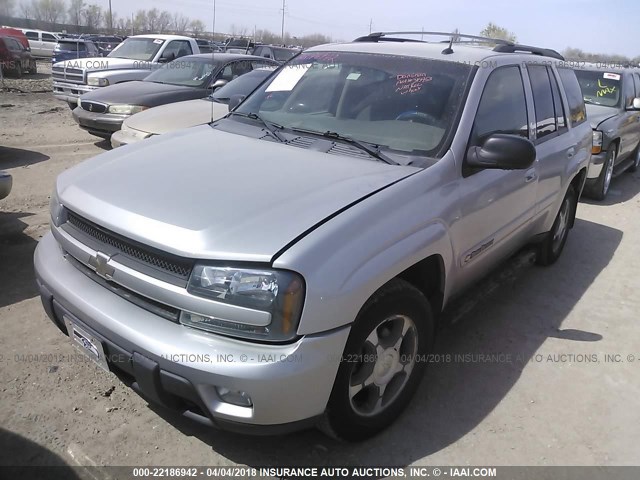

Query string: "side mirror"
[[228, 94, 246, 111], [632, 98, 640, 110], [466, 134, 536, 170], [158, 52, 175, 63], [209, 78, 228, 90]]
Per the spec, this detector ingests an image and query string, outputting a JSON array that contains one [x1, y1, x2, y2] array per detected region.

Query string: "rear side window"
[[25, 31, 38, 40], [471, 66, 529, 144], [558, 68, 587, 126], [528, 65, 557, 140], [42, 33, 57, 42]]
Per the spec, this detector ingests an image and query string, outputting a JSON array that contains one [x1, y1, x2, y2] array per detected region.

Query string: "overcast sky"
[[103, 0, 638, 57]]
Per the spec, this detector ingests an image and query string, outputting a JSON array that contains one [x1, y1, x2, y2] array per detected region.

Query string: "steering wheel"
[[395, 110, 438, 125]]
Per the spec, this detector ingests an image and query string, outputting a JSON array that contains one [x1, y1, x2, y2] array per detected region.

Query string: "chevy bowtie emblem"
[[88, 251, 114, 279]]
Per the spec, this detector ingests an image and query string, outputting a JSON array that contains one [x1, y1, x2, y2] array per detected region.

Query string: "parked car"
[[52, 39, 100, 64], [35, 32, 591, 440], [574, 66, 640, 200], [20, 29, 59, 57], [72, 53, 277, 139], [252, 44, 300, 63], [111, 66, 277, 147], [0, 171, 12, 200], [0, 35, 37, 77], [0, 27, 30, 50], [93, 36, 123, 56], [195, 39, 221, 54], [53, 34, 202, 109]]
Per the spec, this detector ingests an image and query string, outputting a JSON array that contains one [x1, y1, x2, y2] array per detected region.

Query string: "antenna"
[[441, 35, 454, 55]]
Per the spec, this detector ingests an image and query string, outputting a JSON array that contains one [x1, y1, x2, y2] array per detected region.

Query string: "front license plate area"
[[64, 316, 110, 372]]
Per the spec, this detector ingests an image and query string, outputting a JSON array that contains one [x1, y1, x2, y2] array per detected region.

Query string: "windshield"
[[211, 69, 274, 103], [273, 48, 299, 62], [56, 41, 86, 52], [108, 37, 164, 62], [144, 58, 218, 87], [234, 51, 472, 157], [575, 69, 622, 108]]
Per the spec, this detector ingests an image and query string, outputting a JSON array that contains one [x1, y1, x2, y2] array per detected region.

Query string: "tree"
[[31, 0, 67, 24], [19, 1, 32, 19], [105, 10, 117, 32], [0, 0, 16, 17], [172, 13, 189, 34], [67, 0, 85, 27], [82, 3, 102, 30], [158, 10, 172, 33], [479, 22, 517, 43], [146, 8, 159, 32], [133, 9, 148, 33], [190, 19, 205, 36]]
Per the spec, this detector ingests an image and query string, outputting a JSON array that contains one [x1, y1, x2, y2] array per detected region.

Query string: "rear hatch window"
[[56, 41, 87, 52]]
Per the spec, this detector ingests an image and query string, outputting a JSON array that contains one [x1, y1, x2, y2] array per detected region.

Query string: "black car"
[[72, 53, 279, 138]]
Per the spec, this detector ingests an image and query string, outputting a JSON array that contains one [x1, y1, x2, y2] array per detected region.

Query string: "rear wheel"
[[536, 185, 577, 266], [13, 63, 22, 78], [319, 278, 434, 441], [29, 61, 37, 74]]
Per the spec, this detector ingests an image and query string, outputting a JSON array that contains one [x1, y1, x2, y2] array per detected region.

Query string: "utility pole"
[[369, 18, 372, 34], [108, 0, 113, 31], [280, 0, 285, 44], [421, 27, 424, 41]]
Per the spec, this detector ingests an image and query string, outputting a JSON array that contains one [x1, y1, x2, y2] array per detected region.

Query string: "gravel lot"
[[1, 68, 640, 474]]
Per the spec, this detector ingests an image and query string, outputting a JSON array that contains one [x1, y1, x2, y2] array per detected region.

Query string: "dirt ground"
[[1, 67, 640, 474]]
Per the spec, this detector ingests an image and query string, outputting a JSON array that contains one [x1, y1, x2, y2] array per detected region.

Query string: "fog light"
[[216, 387, 252, 407]]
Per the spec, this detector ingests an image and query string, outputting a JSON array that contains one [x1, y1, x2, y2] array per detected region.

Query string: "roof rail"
[[353, 31, 513, 46], [493, 44, 565, 61]]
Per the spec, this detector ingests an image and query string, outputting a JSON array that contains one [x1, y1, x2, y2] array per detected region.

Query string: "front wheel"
[[628, 146, 640, 173], [586, 147, 616, 200], [319, 278, 434, 441], [536, 185, 577, 266]]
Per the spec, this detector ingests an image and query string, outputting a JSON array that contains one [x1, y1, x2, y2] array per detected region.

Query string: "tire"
[[536, 185, 577, 266], [319, 278, 434, 441], [29, 61, 37, 75], [67, 102, 76, 110], [586, 146, 616, 201], [13, 63, 22, 78], [628, 146, 640, 173]]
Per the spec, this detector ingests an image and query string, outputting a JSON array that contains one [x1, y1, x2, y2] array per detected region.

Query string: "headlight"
[[592, 131, 603, 154], [50, 188, 64, 227], [121, 123, 152, 139], [108, 104, 148, 115], [87, 77, 109, 87], [182, 266, 305, 342]]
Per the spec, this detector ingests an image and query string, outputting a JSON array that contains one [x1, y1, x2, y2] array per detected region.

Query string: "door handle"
[[566, 147, 575, 158], [525, 169, 536, 183]]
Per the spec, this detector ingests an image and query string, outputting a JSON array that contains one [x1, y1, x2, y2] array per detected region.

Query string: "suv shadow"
[[143, 217, 622, 468], [0, 146, 49, 169], [0, 212, 39, 308]]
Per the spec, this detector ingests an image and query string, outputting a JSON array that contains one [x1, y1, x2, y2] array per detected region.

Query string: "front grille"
[[66, 211, 194, 280], [52, 66, 84, 84], [80, 101, 107, 113]]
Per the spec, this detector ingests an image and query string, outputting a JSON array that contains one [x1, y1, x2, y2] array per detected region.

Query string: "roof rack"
[[353, 31, 566, 61], [353, 31, 513, 46]]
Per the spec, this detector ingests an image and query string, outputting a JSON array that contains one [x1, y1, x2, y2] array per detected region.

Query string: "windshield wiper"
[[289, 128, 397, 165], [228, 111, 286, 142]]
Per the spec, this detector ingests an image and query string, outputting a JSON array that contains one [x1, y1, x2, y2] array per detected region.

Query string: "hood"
[[585, 104, 619, 130], [57, 126, 418, 262], [124, 99, 228, 134], [54, 56, 143, 71], [80, 81, 207, 107]]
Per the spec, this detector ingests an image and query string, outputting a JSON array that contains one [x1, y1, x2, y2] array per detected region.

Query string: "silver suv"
[[34, 32, 592, 440]]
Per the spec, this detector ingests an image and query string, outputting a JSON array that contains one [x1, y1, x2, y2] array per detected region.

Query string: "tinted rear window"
[[558, 68, 587, 126], [57, 41, 87, 52]]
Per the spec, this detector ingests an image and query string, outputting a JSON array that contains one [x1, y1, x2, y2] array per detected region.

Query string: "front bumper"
[[72, 107, 127, 138], [587, 151, 606, 179], [0, 172, 12, 200], [34, 232, 349, 432], [53, 81, 97, 104], [110, 128, 152, 148]]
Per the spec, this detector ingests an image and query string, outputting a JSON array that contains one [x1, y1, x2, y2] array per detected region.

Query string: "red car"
[[0, 35, 37, 77]]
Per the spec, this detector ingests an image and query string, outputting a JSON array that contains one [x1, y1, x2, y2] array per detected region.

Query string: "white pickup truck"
[[52, 34, 201, 109]]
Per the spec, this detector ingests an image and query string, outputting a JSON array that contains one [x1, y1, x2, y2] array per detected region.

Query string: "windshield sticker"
[[265, 64, 311, 92], [346, 72, 362, 81], [395, 73, 433, 95], [603, 72, 621, 81], [597, 79, 617, 97], [153, 38, 164, 44]]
